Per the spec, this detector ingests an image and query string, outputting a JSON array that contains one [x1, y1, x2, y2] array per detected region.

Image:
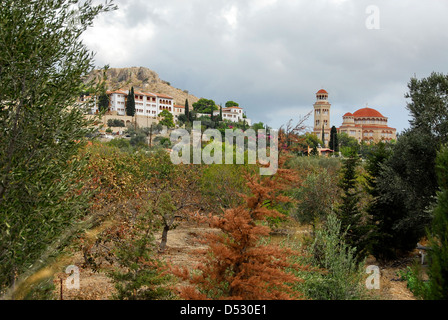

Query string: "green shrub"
[[397, 265, 429, 299], [107, 119, 125, 127], [107, 138, 132, 152], [200, 164, 248, 213], [290, 168, 339, 229], [159, 137, 172, 148], [109, 205, 173, 300], [286, 156, 341, 176], [291, 213, 369, 300]]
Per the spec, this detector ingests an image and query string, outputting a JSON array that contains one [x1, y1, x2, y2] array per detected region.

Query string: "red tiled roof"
[[223, 106, 242, 110], [107, 89, 172, 99], [339, 124, 362, 128], [154, 93, 173, 99], [107, 89, 128, 95], [317, 89, 328, 94], [359, 125, 396, 130], [343, 112, 353, 117], [353, 107, 385, 118]]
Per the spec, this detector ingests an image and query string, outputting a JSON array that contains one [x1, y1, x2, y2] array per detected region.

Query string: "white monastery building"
[[98, 89, 175, 117], [86, 88, 251, 125]]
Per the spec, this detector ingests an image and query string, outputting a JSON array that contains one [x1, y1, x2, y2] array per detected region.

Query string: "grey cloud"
[[89, 0, 448, 132]]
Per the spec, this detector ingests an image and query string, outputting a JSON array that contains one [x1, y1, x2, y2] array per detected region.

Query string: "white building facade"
[[85, 90, 251, 126], [213, 106, 251, 125], [106, 90, 175, 118]]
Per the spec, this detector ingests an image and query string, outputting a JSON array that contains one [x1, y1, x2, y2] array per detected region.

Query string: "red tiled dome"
[[343, 112, 353, 117], [316, 89, 328, 94], [353, 107, 384, 118]]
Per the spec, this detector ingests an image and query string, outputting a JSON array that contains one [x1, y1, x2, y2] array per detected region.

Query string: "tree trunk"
[[159, 224, 170, 253]]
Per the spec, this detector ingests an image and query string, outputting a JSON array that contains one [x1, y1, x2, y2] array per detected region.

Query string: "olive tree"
[[0, 0, 116, 297]]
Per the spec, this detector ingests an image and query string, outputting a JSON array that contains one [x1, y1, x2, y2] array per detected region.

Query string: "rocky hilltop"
[[86, 66, 200, 106]]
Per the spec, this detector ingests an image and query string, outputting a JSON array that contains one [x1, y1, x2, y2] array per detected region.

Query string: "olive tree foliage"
[[367, 73, 448, 260], [291, 168, 340, 230], [0, 0, 116, 297], [406, 72, 448, 143]]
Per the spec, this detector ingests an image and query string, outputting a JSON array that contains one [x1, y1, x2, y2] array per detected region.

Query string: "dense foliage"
[[3, 0, 447, 300], [0, 0, 116, 297]]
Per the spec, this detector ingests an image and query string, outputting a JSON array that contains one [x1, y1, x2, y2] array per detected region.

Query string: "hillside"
[[86, 66, 200, 106]]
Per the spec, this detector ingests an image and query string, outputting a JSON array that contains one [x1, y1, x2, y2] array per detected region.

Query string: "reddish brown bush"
[[173, 160, 308, 300]]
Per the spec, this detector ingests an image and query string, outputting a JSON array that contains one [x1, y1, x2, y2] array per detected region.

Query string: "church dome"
[[316, 89, 328, 94], [352, 107, 384, 118], [343, 112, 353, 117]]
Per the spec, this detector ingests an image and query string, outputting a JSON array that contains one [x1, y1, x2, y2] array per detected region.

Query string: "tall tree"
[[97, 66, 110, 113], [367, 73, 448, 260], [415, 145, 448, 299], [126, 86, 136, 116], [372, 129, 439, 258], [173, 161, 308, 300], [0, 0, 116, 296], [185, 98, 190, 123], [321, 125, 325, 147], [336, 148, 370, 260], [329, 126, 339, 152], [98, 92, 109, 113], [363, 142, 395, 260], [209, 104, 214, 122], [406, 72, 448, 143]]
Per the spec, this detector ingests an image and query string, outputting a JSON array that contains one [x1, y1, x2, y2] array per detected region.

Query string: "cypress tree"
[[185, 99, 189, 123], [419, 146, 448, 299], [364, 142, 396, 260], [126, 86, 136, 117], [329, 126, 339, 152], [98, 92, 109, 113], [321, 125, 325, 147], [336, 148, 370, 260]]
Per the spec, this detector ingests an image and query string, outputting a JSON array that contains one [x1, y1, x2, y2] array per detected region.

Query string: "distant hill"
[[85, 66, 200, 106]]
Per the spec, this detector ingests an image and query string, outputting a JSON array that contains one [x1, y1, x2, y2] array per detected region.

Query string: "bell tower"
[[313, 89, 331, 147]]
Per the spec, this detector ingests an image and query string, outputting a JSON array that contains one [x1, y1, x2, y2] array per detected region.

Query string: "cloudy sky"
[[82, 0, 448, 133]]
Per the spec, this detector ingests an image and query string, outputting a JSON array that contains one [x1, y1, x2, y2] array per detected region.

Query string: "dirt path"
[[52, 220, 212, 300], [51, 220, 417, 300], [366, 256, 417, 300]]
